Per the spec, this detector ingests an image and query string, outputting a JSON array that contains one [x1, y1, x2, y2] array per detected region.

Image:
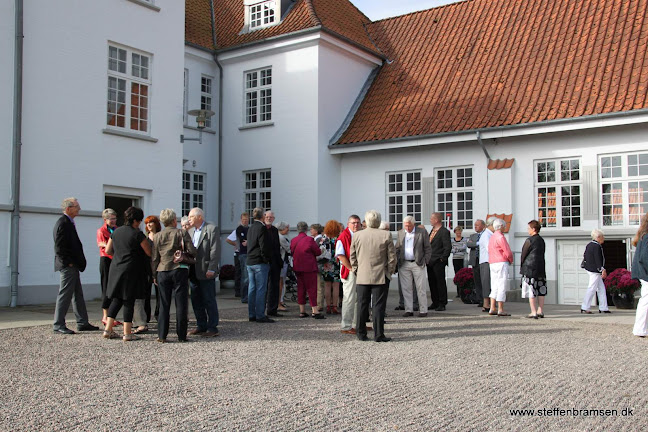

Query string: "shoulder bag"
[[173, 231, 196, 265]]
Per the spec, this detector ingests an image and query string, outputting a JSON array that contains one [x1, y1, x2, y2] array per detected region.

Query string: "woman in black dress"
[[520, 220, 547, 319], [103, 207, 151, 341]]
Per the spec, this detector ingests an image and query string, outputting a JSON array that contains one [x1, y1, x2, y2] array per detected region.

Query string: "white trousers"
[[633, 279, 648, 337], [489, 262, 508, 302], [400, 261, 429, 314], [340, 271, 357, 330], [581, 271, 609, 311]]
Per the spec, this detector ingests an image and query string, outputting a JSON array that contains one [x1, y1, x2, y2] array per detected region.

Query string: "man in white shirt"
[[478, 217, 496, 310], [337, 214, 364, 334], [395, 216, 432, 317]]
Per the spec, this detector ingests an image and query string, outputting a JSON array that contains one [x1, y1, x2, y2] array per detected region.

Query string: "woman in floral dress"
[[320, 220, 342, 314]]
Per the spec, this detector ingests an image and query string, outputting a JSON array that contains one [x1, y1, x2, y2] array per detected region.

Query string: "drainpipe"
[[476, 131, 491, 215], [209, 0, 224, 232], [9, 0, 24, 307]]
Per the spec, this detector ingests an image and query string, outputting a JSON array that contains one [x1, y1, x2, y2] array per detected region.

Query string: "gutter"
[[9, 0, 23, 307], [209, 0, 224, 236]]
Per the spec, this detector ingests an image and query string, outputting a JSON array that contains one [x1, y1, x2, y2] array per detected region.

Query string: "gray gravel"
[[0, 305, 646, 431]]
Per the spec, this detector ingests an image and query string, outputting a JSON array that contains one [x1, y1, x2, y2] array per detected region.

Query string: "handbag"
[[173, 231, 196, 265]]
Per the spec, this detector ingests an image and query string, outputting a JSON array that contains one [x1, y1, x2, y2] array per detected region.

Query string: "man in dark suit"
[[187, 207, 221, 337], [53, 197, 99, 334], [264, 211, 283, 317], [246, 207, 274, 323], [427, 212, 451, 311], [395, 216, 432, 317]]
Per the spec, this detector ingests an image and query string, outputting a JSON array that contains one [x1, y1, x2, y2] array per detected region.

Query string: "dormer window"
[[249, 1, 276, 30]]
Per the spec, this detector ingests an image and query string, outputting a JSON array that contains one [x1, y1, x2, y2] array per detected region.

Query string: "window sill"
[[126, 0, 161, 12], [102, 128, 158, 143], [184, 125, 216, 134], [239, 121, 274, 131], [513, 228, 636, 238]]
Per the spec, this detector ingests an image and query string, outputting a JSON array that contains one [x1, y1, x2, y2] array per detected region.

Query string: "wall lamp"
[[181, 109, 215, 144]]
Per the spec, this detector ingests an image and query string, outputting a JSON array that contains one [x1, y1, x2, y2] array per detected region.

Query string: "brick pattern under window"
[[245, 170, 271, 214], [600, 152, 648, 226], [535, 159, 581, 228], [436, 167, 473, 230], [182, 172, 205, 217], [107, 45, 151, 133], [245, 68, 272, 124], [387, 171, 422, 231]]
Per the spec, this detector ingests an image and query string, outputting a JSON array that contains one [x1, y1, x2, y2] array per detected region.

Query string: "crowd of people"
[[52, 196, 648, 342]]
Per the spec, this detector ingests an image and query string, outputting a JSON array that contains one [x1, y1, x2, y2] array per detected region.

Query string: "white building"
[[3, 0, 647, 306]]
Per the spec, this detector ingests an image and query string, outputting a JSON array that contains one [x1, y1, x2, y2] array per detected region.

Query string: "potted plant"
[[603, 268, 639, 309], [453, 267, 475, 304], [219, 264, 236, 290]]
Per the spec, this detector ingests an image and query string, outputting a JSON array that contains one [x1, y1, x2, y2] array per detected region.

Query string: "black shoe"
[[599, 310, 612, 314], [435, 305, 446, 311], [53, 327, 75, 335], [312, 313, 326, 320], [394, 305, 404, 311], [256, 317, 275, 323], [77, 323, 99, 331], [357, 335, 370, 341], [248, 317, 257, 322], [402, 312, 414, 317], [428, 304, 439, 311], [267, 312, 283, 317], [375, 336, 392, 342], [178, 338, 190, 343]]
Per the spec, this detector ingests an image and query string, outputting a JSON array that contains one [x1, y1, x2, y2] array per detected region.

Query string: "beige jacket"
[[350, 227, 397, 285], [152, 228, 197, 273]]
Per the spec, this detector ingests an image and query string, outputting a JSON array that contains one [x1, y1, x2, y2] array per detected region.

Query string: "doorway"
[[105, 195, 140, 227], [601, 239, 628, 273]]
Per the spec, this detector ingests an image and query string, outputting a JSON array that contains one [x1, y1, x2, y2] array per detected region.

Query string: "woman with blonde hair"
[[580, 229, 610, 314], [632, 213, 648, 337], [321, 220, 342, 314], [488, 218, 513, 316]]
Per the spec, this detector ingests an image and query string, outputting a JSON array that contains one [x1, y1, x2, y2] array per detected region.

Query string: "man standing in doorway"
[[53, 197, 99, 334], [188, 207, 221, 337], [427, 212, 451, 311]]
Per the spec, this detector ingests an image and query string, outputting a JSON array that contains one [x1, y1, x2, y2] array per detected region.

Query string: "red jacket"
[[337, 228, 352, 279], [96, 224, 113, 259], [290, 232, 321, 272]]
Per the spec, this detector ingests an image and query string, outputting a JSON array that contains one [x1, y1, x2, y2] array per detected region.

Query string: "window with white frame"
[[534, 159, 581, 228], [249, 1, 276, 30], [435, 167, 473, 230], [107, 44, 151, 133], [600, 152, 648, 226], [386, 171, 422, 231], [244, 67, 272, 125], [244, 170, 271, 214], [183, 69, 188, 126], [182, 171, 205, 217], [201, 75, 213, 128]]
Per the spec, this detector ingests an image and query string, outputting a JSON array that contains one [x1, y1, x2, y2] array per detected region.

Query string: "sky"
[[349, 0, 460, 21]]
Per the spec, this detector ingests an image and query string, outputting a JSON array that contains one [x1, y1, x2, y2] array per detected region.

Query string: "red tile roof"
[[185, 0, 380, 56], [487, 158, 515, 170], [486, 214, 513, 233], [334, 0, 648, 145]]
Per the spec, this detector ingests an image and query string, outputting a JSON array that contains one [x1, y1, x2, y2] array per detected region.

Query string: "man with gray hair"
[[187, 207, 221, 337], [467, 219, 486, 307], [337, 214, 363, 334], [396, 216, 431, 317], [478, 216, 496, 310], [427, 212, 451, 311], [53, 197, 99, 334], [246, 207, 274, 323], [350, 210, 397, 342]]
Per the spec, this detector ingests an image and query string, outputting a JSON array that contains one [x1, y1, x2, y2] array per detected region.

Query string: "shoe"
[[435, 305, 446, 311], [428, 304, 439, 311], [54, 327, 75, 335], [375, 336, 392, 342], [133, 326, 149, 334], [188, 329, 206, 335], [256, 317, 275, 323], [341, 328, 357, 334], [394, 305, 404, 311], [497, 313, 511, 317], [203, 330, 220, 337], [77, 323, 99, 331], [178, 338, 190, 343], [102, 319, 122, 327], [277, 306, 288, 312], [326, 305, 332, 314], [312, 313, 326, 320], [402, 312, 414, 317], [366, 326, 373, 331], [599, 310, 612, 314], [299, 313, 309, 318], [122, 333, 138, 342], [156, 338, 166, 343], [488, 311, 498, 316], [331, 307, 339, 314], [249, 317, 257, 322], [241, 300, 248, 304], [537, 313, 544, 318], [526, 314, 538, 319], [357, 335, 370, 341], [580, 309, 593, 314], [481, 307, 490, 312], [267, 312, 284, 317], [418, 313, 428, 318], [102, 330, 118, 339]]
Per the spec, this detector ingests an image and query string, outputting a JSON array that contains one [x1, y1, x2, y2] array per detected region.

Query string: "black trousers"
[[99, 257, 112, 309], [234, 254, 241, 297], [157, 268, 189, 340], [357, 282, 389, 340], [107, 297, 135, 322], [427, 260, 448, 306], [453, 259, 464, 296], [472, 264, 482, 300], [266, 263, 281, 314]]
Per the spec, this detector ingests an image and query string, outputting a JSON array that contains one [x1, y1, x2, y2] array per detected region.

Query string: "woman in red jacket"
[[291, 221, 324, 319]]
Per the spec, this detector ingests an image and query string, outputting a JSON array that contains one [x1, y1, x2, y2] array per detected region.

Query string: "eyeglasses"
[[349, 222, 361, 225]]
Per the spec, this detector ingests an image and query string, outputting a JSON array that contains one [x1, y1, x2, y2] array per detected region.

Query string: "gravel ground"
[[0, 305, 646, 431]]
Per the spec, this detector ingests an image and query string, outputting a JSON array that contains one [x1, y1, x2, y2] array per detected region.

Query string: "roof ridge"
[[304, 0, 322, 26], [370, 0, 473, 24]]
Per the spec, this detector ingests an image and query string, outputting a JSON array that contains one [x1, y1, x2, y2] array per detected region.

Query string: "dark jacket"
[[266, 225, 283, 268], [632, 234, 648, 282], [520, 234, 546, 278], [466, 231, 481, 267], [428, 226, 451, 265], [247, 219, 271, 265], [583, 240, 605, 273], [53, 215, 87, 272]]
